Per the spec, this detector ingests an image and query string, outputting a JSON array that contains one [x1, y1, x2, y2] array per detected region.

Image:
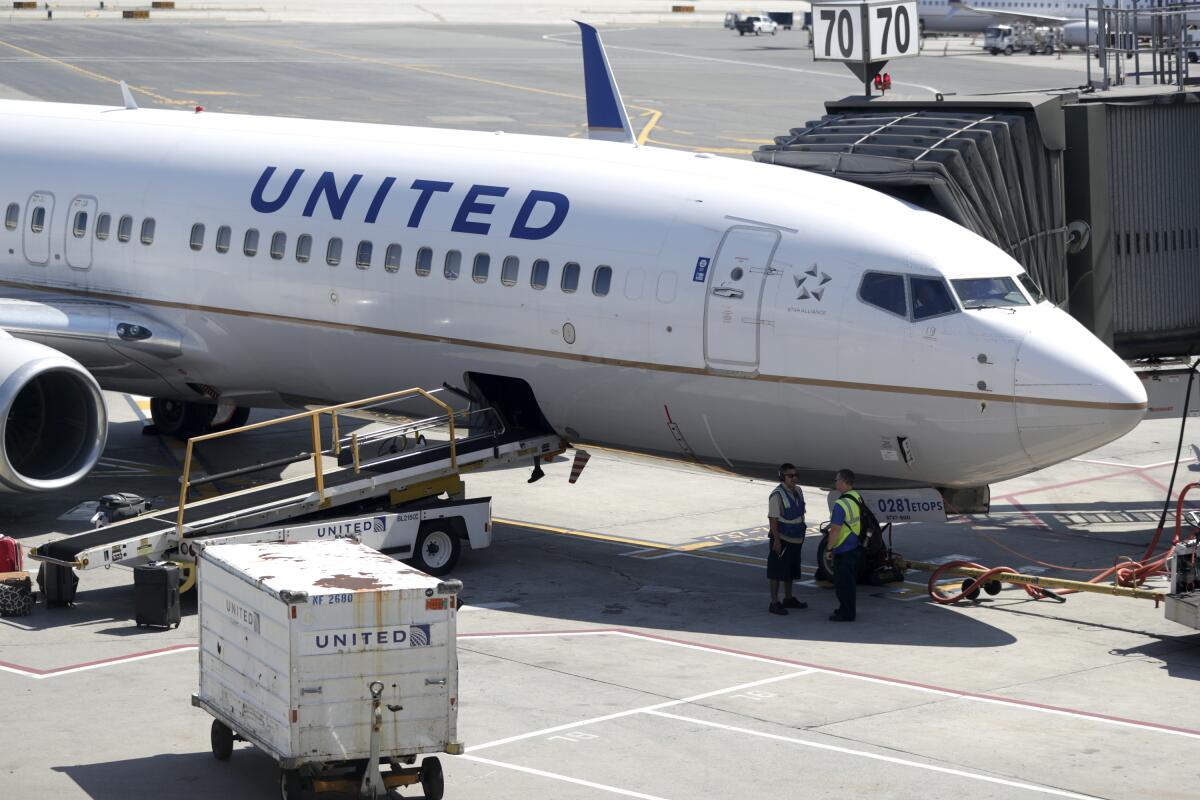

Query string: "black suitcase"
[[37, 562, 79, 608], [95, 493, 149, 526], [134, 561, 181, 628]]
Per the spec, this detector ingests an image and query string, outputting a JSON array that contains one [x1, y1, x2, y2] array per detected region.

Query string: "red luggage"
[[0, 534, 23, 573]]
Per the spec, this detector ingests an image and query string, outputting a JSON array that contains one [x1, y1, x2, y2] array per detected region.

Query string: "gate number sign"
[[813, 1, 919, 63]]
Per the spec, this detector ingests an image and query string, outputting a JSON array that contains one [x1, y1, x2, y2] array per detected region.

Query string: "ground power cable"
[[930, 360, 1198, 604]]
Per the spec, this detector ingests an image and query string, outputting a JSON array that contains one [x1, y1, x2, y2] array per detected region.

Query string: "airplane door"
[[703, 225, 780, 370], [64, 196, 96, 270], [22, 191, 54, 266]]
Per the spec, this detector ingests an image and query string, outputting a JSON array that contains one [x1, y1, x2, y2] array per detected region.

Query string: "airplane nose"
[[1013, 321, 1147, 468]]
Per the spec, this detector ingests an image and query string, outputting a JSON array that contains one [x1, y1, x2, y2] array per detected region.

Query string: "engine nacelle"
[[1061, 20, 1097, 49], [0, 332, 107, 492]]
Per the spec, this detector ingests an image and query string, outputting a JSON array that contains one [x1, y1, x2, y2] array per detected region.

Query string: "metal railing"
[[1087, 3, 1200, 90], [176, 387, 460, 535]]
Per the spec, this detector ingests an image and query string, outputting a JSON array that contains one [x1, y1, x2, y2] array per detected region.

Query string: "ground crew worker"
[[767, 463, 807, 615], [828, 468, 862, 622]]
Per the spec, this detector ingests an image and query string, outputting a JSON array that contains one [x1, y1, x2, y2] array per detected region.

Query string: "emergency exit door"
[[703, 225, 780, 370], [22, 191, 54, 266], [65, 196, 96, 270]]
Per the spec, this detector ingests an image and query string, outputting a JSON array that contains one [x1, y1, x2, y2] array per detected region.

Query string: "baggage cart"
[[192, 539, 462, 799]]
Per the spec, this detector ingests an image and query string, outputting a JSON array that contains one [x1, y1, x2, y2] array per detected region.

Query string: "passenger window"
[[356, 241, 372, 269], [384, 244, 402, 273], [531, 258, 549, 290], [140, 218, 155, 245], [859, 272, 907, 317], [72, 211, 88, 238], [271, 232, 287, 260], [190, 223, 205, 251], [909, 276, 957, 320], [561, 261, 580, 293], [215, 225, 231, 253], [4, 203, 17, 231], [415, 247, 432, 276], [243, 229, 259, 256], [592, 265, 612, 297], [30, 206, 46, 234], [296, 234, 312, 263], [326, 237, 342, 266], [444, 249, 461, 280], [95, 213, 111, 241], [500, 256, 519, 286], [117, 215, 133, 242], [472, 253, 489, 283]]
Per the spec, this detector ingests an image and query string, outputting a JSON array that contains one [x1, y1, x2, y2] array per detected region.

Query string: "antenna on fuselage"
[[119, 81, 138, 110], [574, 21, 636, 145]]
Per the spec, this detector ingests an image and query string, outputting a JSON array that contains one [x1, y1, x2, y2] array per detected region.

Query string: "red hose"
[[928, 482, 1200, 604]]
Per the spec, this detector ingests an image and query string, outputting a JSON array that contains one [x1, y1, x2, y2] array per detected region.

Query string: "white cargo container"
[[192, 539, 462, 799]]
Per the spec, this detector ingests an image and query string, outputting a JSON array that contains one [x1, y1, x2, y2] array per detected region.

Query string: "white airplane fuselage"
[[919, 0, 1197, 43], [0, 100, 1146, 489]]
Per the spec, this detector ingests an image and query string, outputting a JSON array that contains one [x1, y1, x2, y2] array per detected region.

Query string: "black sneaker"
[[828, 613, 854, 622], [768, 601, 788, 615], [781, 597, 807, 610]]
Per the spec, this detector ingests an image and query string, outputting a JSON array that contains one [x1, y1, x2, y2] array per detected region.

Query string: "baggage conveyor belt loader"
[[28, 386, 566, 603]]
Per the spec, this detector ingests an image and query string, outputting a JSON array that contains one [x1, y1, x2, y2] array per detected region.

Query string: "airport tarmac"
[[1, 16, 1199, 800]]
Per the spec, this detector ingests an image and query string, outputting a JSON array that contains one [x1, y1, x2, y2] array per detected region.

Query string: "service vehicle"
[[984, 23, 1057, 55], [736, 15, 779, 35], [193, 538, 461, 800]]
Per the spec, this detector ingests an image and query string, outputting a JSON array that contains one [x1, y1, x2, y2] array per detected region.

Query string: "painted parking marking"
[[644, 710, 1099, 800], [459, 754, 672, 800]]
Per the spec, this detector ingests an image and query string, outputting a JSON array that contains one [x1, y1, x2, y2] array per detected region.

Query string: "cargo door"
[[64, 196, 96, 270], [703, 225, 780, 371], [22, 191, 54, 266]]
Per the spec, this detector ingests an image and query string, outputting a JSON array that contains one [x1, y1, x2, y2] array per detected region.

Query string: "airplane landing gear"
[[149, 398, 250, 438]]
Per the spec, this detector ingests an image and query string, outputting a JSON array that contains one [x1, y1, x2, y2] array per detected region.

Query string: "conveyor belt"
[[33, 429, 542, 563]]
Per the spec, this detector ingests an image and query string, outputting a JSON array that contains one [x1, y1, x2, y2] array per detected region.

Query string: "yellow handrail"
[[176, 387, 457, 535]]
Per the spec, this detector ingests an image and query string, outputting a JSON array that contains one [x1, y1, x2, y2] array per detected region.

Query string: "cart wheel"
[[420, 757, 444, 800], [211, 719, 234, 761], [961, 578, 982, 601], [279, 768, 305, 800], [410, 525, 461, 576], [815, 535, 834, 582], [983, 580, 1002, 596]]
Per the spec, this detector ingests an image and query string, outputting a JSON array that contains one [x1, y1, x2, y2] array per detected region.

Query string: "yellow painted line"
[[644, 136, 755, 155], [730, 137, 776, 144], [178, 89, 257, 96], [208, 30, 680, 152], [495, 517, 728, 554], [136, 399, 152, 411], [0, 38, 189, 106]]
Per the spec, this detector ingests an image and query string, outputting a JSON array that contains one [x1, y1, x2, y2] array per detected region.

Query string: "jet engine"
[[0, 333, 107, 492], [1061, 20, 1096, 48]]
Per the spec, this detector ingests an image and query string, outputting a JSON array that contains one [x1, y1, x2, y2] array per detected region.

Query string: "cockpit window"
[[859, 272, 907, 318], [1017, 272, 1046, 304], [951, 276, 1029, 309], [909, 276, 957, 320]]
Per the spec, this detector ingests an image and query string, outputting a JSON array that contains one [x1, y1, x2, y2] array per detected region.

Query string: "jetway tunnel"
[[754, 87, 1200, 359]]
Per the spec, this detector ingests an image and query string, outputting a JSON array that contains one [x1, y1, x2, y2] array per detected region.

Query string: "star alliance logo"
[[795, 263, 832, 301]]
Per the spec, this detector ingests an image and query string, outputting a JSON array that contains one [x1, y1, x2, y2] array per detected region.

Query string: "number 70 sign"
[[812, 1, 919, 63]]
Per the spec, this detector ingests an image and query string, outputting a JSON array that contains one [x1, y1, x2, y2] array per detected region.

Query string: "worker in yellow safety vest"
[[828, 468, 863, 622]]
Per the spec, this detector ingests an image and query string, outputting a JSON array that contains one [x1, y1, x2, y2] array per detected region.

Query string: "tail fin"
[[575, 21, 636, 145]]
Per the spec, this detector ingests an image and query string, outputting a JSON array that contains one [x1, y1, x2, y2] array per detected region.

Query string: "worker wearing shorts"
[[768, 463, 808, 615]]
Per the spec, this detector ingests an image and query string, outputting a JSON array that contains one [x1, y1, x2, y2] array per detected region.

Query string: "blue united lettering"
[[249, 166, 569, 240], [315, 629, 409, 649]]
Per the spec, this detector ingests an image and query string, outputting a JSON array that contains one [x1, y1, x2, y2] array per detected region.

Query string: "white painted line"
[[467, 669, 814, 752], [459, 754, 672, 800], [461, 602, 520, 611], [0, 645, 198, 680], [645, 710, 1100, 800]]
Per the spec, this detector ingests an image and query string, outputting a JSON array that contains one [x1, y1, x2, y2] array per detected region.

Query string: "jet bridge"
[[28, 386, 565, 588], [755, 85, 1200, 359]]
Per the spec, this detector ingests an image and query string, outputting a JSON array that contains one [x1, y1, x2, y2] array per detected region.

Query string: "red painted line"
[[0, 643, 197, 677]]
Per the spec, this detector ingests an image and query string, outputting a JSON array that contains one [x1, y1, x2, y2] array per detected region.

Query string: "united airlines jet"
[[0, 23, 1145, 502], [918, 0, 1200, 45]]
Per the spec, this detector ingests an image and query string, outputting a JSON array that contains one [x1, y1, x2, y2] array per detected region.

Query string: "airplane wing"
[[952, 0, 1069, 25], [0, 289, 185, 369]]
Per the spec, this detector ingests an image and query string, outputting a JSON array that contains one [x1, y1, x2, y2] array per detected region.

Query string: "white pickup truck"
[[735, 14, 779, 36]]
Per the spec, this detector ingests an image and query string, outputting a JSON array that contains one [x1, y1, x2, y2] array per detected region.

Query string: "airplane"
[[918, 0, 1200, 47], [0, 22, 1146, 509]]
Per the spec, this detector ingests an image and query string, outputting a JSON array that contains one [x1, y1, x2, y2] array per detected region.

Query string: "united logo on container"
[[409, 624, 431, 647]]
